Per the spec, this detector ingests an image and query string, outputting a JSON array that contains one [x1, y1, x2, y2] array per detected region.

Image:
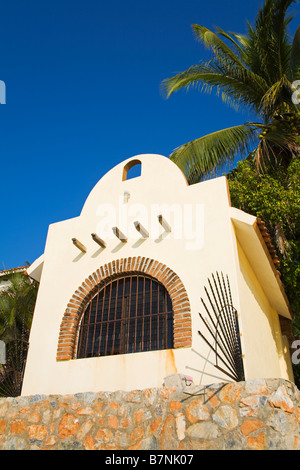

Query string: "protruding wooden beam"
[[123, 191, 130, 203], [134, 221, 149, 239], [112, 227, 128, 242], [91, 233, 106, 248], [158, 215, 171, 232], [72, 238, 87, 253]]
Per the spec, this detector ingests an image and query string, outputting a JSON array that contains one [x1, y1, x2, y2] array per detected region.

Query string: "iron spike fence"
[[198, 272, 245, 382]]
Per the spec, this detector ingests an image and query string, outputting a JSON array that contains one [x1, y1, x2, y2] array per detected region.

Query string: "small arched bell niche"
[[122, 159, 142, 181]]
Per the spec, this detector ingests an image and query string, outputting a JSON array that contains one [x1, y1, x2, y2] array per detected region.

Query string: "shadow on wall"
[[188, 347, 232, 386]]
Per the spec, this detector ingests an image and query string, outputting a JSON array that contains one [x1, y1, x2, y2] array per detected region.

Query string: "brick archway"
[[57, 257, 192, 361]]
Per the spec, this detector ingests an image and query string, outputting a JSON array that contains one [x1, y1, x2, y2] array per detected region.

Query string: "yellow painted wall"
[[235, 239, 292, 381]]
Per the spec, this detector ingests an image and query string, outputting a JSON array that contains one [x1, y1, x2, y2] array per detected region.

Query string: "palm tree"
[[162, 0, 300, 183], [0, 271, 38, 343], [0, 270, 38, 396]]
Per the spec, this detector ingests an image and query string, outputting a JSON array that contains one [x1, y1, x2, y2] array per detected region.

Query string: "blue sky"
[[0, 0, 299, 269]]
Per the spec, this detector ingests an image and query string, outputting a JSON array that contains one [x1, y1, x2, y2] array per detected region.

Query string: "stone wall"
[[0, 378, 299, 450]]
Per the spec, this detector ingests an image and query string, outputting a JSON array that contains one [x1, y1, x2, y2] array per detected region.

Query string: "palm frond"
[[245, 0, 295, 84], [191, 25, 245, 68], [215, 27, 246, 58], [260, 75, 295, 117], [0, 273, 38, 341], [162, 60, 269, 114], [161, 63, 211, 98], [254, 119, 300, 171], [169, 124, 258, 183]]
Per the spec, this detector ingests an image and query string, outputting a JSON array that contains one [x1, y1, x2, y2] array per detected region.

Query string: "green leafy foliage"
[[0, 272, 38, 343], [0, 271, 38, 396], [228, 157, 300, 384], [228, 157, 300, 331]]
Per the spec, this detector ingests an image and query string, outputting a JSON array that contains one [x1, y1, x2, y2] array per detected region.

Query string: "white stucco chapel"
[[22, 154, 294, 396]]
